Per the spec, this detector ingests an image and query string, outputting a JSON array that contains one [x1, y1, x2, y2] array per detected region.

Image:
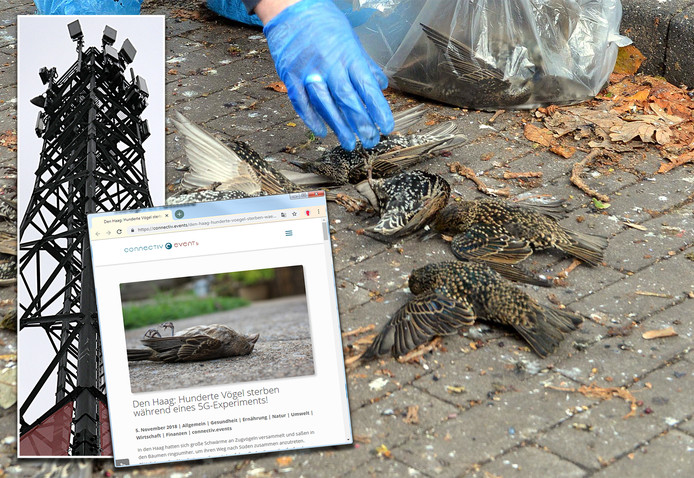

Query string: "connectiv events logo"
[[123, 240, 199, 253]]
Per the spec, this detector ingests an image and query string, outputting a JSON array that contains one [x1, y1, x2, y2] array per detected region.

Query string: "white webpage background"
[[91, 218, 351, 465]]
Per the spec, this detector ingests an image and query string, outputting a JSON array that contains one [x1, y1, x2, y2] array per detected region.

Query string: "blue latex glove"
[[263, 0, 394, 150]]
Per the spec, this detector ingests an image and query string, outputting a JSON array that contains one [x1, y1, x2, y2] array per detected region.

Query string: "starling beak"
[[127, 323, 259, 362], [434, 198, 608, 267], [289, 106, 466, 185], [356, 170, 451, 236], [363, 261, 583, 359], [168, 112, 301, 204]]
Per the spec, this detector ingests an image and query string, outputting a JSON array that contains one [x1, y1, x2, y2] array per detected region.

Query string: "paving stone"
[[604, 202, 694, 273], [605, 166, 694, 222], [665, 6, 694, 87], [395, 374, 594, 477], [538, 356, 694, 470], [468, 445, 588, 478], [341, 458, 426, 478], [330, 229, 390, 273], [334, 279, 372, 316], [572, 252, 693, 323], [412, 343, 574, 408], [171, 87, 251, 125], [678, 417, 694, 437], [205, 96, 295, 137], [345, 386, 459, 467], [0, 48, 14, 78], [178, 19, 258, 44], [166, 18, 204, 38], [553, 302, 693, 387], [591, 429, 694, 477], [337, 240, 454, 295]]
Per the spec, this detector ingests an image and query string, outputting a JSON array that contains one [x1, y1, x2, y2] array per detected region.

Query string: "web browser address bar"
[[132, 211, 283, 235]]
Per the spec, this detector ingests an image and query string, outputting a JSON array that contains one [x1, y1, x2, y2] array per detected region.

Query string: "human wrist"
[[255, 0, 302, 24]]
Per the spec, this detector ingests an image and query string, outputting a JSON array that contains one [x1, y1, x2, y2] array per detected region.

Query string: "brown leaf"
[[658, 150, 694, 174], [609, 121, 670, 144], [0, 130, 17, 152], [642, 327, 677, 339], [403, 405, 419, 424], [276, 456, 293, 467], [170, 8, 201, 20], [524, 123, 555, 147], [613, 45, 646, 75], [549, 145, 577, 158], [265, 81, 287, 93]]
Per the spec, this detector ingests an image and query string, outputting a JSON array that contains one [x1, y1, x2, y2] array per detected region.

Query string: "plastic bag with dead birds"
[[352, 0, 631, 109]]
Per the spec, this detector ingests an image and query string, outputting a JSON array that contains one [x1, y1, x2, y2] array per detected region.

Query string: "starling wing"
[[450, 223, 532, 264], [511, 305, 584, 358], [420, 23, 504, 83], [140, 335, 223, 362], [363, 293, 475, 359], [171, 112, 262, 195]]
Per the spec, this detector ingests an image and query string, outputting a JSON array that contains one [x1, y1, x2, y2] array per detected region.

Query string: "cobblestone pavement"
[[1, 1, 694, 477]]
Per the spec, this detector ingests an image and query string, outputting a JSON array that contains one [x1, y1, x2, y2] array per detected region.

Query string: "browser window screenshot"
[[88, 192, 351, 467]]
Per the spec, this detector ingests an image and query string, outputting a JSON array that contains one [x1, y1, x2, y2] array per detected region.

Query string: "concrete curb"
[[621, 0, 694, 86]]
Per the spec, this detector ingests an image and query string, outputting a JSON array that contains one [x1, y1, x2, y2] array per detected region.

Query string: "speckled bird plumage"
[[434, 198, 608, 267], [363, 261, 583, 359], [167, 112, 301, 205], [356, 170, 450, 236], [127, 323, 259, 362], [290, 106, 466, 185]]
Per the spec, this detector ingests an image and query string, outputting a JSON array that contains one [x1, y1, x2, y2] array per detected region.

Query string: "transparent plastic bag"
[[351, 0, 631, 109], [34, 0, 143, 15]]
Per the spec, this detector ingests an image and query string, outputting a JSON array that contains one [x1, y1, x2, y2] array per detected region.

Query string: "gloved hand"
[[263, 0, 394, 150]]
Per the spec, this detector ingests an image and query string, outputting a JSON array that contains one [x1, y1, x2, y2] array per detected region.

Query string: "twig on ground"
[[570, 149, 610, 202], [448, 162, 510, 197]]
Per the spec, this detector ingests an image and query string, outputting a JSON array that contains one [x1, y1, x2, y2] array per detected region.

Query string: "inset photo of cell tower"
[[16, 15, 165, 457]]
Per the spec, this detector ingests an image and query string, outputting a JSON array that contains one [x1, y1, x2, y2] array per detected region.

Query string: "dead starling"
[[0, 197, 16, 222], [168, 112, 302, 204], [127, 323, 259, 362], [356, 170, 450, 236], [289, 106, 466, 185], [363, 261, 583, 359], [0, 255, 16, 282], [433, 198, 608, 267]]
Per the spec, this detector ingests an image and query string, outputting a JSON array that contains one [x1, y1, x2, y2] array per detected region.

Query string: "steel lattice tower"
[[19, 21, 153, 456]]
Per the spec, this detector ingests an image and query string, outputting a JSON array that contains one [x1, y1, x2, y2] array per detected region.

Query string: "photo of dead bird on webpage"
[[120, 266, 313, 394]]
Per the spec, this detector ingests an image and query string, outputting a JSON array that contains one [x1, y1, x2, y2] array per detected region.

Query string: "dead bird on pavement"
[[356, 169, 450, 237], [433, 198, 608, 267], [289, 105, 467, 185], [167, 112, 366, 209], [128, 323, 259, 362], [168, 112, 303, 205], [363, 261, 583, 359]]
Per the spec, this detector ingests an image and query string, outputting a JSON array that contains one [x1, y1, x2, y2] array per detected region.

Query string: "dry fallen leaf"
[[375, 443, 392, 459], [276, 456, 293, 467], [613, 45, 646, 75], [0, 130, 17, 152], [642, 327, 677, 339], [550, 144, 576, 158], [265, 81, 288, 93], [547, 383, 639, 418], [403, 405, 419, 424], [524, 123, 555, 147], [446, 385, 466, 394]]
